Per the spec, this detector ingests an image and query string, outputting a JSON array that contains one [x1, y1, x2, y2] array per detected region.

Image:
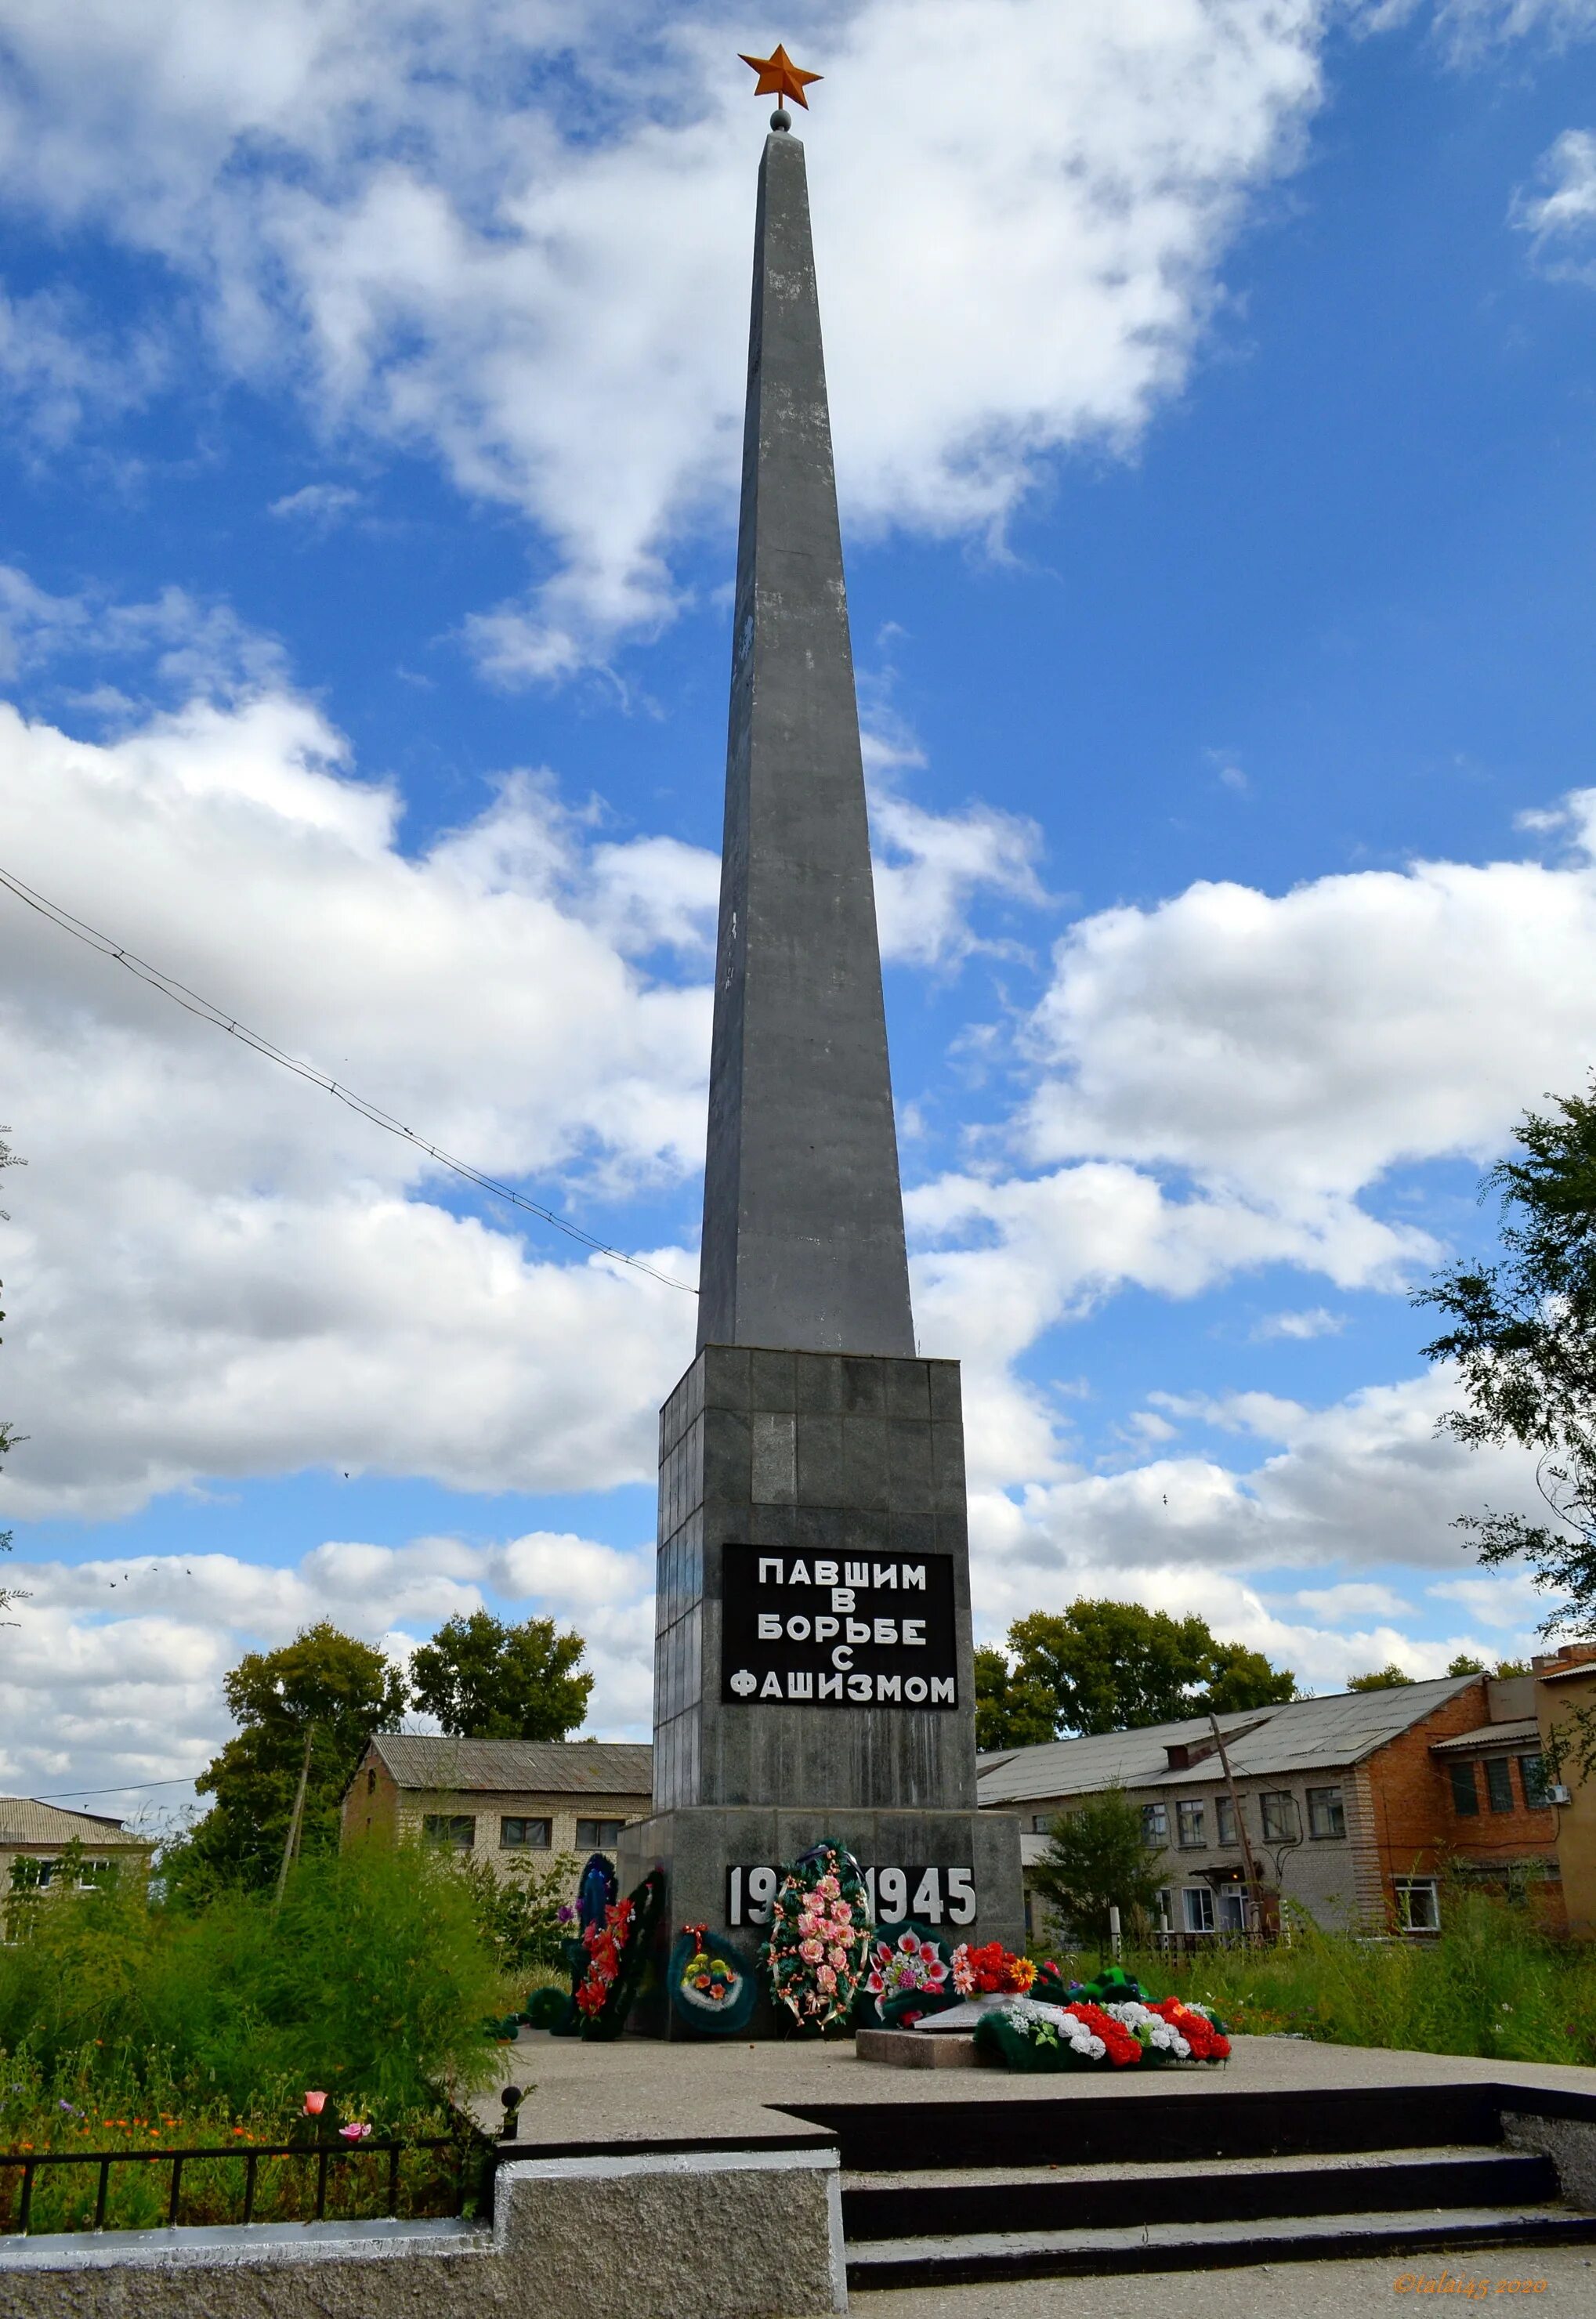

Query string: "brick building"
[[338, 1736, 653, 1886], [0, 1796, 154, 1903], [975, 1673, 1560, 1941], [1533, 1644, 1596, 1938]]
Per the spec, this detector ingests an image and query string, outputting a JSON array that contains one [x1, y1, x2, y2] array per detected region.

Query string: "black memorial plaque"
[[720, 1545, 957, 1709]]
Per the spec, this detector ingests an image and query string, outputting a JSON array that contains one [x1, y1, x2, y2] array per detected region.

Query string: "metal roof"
[[974, 1677, 1479, 1806], [367, 1736, 653, 1798], [1537, 1662, 1596, 1685], [1430, 1718, 1541, 1754], [0, 1797, 147, 1847]]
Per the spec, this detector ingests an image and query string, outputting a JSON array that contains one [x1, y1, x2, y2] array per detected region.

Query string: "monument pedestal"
[[618, 1803, 1022, 2039], [625, 1342, 1024, 2036]]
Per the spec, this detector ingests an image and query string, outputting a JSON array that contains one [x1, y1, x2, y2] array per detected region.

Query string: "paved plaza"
[[473, 2028, 1596, 2149]]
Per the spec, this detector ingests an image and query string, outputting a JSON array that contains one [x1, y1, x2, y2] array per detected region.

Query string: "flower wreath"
[[863, 1923, 957, 2028], [765, 1842, 871, 2033], [576, 1866, 664, 2041], [667, 1923, 758, 2036], [974, 1988, 1231, 2072]]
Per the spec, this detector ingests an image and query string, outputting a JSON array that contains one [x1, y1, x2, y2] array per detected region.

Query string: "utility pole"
[[1208, 1712, 1262, 1940], [274, 1724, 315, 1908]]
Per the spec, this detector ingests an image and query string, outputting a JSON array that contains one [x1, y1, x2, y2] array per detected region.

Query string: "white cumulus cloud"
[[0, 0, 1327, 669]]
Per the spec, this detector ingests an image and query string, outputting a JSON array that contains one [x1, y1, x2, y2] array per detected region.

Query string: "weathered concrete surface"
[[496, 2149, 845, 2317], [1504, 2107, 1596, 2209], [697, 123, 914, 1360], [0, 2220, 494, 2319], [0, 2149, 846, 2319]]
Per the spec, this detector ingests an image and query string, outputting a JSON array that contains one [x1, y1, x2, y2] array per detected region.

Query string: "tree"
[[167, 1623, 407, 1898], [1346, 1664, 1417, 1691], [1446, 1654, 1489, 1677], [981, 1599, 1297, 1741], [1028, 1789, 1168, 1955], [1205, 1641, 1298, 1716], [1417, 1074, 1596, 1630], [974, 1645, 1055, 1753], [409, 1610, 591, 1741]]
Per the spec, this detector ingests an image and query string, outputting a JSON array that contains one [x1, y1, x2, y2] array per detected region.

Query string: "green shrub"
[[0, 1839, 515, 2127], [457, 1850, 579, 1974]]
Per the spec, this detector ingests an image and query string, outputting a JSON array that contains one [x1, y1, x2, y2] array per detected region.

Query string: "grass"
[[1044, 1890, 1596, 2068], [0, 1840, 523, 2230]]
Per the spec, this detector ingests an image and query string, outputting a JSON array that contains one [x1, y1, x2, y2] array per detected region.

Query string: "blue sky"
[[3, 0, 1596, 1821]]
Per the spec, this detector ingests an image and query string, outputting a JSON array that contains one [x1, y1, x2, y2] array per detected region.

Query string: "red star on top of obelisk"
[[738, 43, 823, 110]]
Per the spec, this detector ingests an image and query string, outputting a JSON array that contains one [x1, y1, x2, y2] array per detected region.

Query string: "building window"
[[1484, 1757, 1515, 1814], [1214, 1796, 1236, 1847], [1306, 1785, 1346, 1840], [1260, 1792, 1297, 1843], [577, 1818, 627, 1850], [1449, 1760, 1479, 1815], [1176, 1800, 1206, 1849], [1031, 1813, 1057, 1834], [367, 1767, 377, 1796], [1518, 1753, 1551, 1809], [500, 1818, 552, 1850], [1393, 1878, 1440, 1934], [1141, 1803, 1169, 1847], [1217, 1887, 1249, 1935], [422, 1814, 475, 1850], [1182, 1887, 1215, 1934]]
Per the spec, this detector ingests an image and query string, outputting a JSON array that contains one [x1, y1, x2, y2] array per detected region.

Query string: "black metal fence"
[[0, 2135, 493, 2238]]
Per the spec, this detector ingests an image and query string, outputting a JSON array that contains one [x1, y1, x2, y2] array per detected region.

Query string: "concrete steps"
[[846, 2193, 1596, 2288], [791, 2091, 1596, 2287]]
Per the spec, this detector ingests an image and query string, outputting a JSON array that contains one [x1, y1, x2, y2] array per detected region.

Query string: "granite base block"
[[855, 2027, 986, 2069], [617, 1803, 1023, 2041]]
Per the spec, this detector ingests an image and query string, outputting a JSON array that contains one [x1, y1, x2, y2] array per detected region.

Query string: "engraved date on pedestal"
[[726, 1862, 975, 1928]]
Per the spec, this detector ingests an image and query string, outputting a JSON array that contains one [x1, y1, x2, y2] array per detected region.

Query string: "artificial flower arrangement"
[[575, 1866, 665, 2041], [863, 1926, 954, 2028], [538, 1852, 624, 2039], [765, 1843, 871, 2033], [972, 1964, 1232, 2075], [668, 1922, 758, 2035], [950, 1940, 1037, 1998]]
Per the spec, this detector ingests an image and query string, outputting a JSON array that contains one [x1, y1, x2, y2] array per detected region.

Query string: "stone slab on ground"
[[855, 2028, 988, 2069]]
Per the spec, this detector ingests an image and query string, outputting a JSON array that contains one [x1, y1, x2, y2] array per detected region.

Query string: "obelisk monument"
[[620, 52, 1022, 2031]]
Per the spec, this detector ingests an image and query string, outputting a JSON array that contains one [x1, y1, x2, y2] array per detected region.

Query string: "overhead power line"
[[0, 861, 696, 1294], [31, 1775, 203, 1801]]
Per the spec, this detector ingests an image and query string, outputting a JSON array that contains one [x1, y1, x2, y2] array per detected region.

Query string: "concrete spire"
[[697, 125, 915, 1358]]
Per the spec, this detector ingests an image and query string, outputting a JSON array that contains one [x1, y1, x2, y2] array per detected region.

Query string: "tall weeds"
[[1069, 1891, 1596, 2066], [0, 1840, 514, 2133]]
